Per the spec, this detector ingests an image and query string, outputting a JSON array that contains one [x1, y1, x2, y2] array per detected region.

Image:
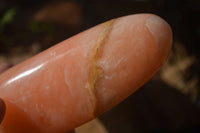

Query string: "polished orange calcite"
[[0, 14, 172, 133]]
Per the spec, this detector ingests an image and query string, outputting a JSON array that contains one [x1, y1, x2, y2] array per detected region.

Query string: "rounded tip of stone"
[[0, 98, 5, 124], [145, 14, 173, 58]]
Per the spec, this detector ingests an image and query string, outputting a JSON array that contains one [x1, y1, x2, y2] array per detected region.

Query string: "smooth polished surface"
[[0, 14, 172, 133]]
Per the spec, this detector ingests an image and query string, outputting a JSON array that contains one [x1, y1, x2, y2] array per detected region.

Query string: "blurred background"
[[0, 0, 200, 133]]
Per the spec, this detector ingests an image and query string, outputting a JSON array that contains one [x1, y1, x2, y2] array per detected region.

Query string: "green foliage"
[[0, 8, 17, 48], [28, 21, 54, 37], [0, 8, 17, 33]]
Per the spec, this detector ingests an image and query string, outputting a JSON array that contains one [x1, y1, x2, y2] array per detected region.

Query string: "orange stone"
[[0, 14, 172, 133]]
